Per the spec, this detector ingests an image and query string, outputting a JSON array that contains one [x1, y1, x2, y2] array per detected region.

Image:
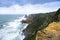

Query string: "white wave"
[[0, 16, 28, 40]]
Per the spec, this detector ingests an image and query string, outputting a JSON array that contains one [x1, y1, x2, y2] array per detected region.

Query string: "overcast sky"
[[0, 0, 60, 14]]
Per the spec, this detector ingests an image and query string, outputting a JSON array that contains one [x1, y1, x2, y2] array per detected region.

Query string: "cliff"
[[22, 8, 60, 40]]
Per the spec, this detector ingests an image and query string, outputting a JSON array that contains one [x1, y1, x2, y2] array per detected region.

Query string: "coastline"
[[21, 8, 60, 40]]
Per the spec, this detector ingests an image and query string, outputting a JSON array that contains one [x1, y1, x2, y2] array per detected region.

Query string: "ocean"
[[0, 14, 28, 40]]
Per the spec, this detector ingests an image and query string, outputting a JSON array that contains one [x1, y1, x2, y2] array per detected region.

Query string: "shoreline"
[[21, 8, 60, 40]]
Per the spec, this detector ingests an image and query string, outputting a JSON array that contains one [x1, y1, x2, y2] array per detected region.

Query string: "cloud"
[[0, 1, 60, 14], [26, 0, 59, 4], [0, 0, 59, 7]]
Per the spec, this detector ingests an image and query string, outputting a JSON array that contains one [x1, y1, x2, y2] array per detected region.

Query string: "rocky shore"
[[21, 8, 60, 40]]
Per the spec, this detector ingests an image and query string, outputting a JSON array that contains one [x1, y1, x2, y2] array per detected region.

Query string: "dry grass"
[[36, 22, 60, 40]]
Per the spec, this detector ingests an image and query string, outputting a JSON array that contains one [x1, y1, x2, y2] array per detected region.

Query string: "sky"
[[0, 0, 60, 14]]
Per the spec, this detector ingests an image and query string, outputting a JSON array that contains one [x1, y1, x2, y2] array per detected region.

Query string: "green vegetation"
[[23, 8, 60, 40]]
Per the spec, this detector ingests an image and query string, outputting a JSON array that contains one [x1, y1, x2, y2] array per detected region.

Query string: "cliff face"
[[22, 8, 60, 40]]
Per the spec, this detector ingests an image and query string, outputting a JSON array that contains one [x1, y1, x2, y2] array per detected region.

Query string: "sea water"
[[0, 14, 28, 40]]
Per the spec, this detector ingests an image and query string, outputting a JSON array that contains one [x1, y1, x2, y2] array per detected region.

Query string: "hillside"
[[36, 22, 60, 40], [22, 8, 60, 40]]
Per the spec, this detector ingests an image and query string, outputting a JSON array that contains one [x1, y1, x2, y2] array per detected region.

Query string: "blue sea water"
[[0, 14, 23, 24], [0, 14, 28, 40]]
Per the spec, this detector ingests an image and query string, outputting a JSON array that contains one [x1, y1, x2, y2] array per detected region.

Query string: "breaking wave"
[[0, 16, 28, 40]]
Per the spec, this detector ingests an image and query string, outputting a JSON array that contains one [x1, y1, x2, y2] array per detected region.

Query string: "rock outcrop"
[[22, 8, 60, 40], [21, 14, 36, 24]]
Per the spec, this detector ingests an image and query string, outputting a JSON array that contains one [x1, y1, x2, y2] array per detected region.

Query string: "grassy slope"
[[23, 8, 60, 40], [36, 22, 60, 40]]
